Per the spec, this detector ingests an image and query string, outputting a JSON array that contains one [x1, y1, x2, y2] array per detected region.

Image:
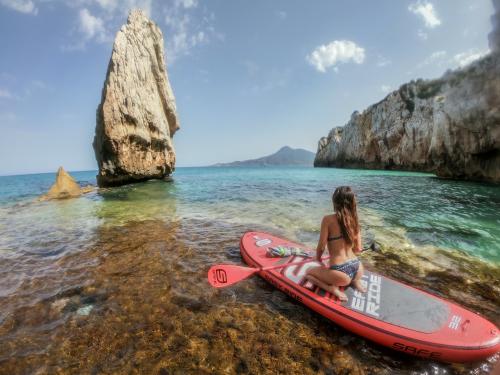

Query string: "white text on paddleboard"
[[351, 274, 381, 317]]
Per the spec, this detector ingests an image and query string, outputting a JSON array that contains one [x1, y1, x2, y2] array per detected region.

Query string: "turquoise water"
[[1, 167, 499, 373], [0, 167, 499, 263]]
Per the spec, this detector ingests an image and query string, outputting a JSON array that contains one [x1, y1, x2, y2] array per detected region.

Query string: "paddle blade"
[[207, 265, 258, 288]]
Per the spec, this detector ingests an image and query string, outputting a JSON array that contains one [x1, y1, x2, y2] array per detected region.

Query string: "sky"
[[0, 0, 495, 175]]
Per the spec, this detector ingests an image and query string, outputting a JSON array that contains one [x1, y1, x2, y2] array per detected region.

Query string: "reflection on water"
[[0, 167, 499, 373]]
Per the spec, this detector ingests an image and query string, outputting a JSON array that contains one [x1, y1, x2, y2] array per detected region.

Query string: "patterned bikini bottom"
[[329, 258, 360, 279]]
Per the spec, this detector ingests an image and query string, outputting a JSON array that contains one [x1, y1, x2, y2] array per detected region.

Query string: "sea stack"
[[93, 9, 179, 187], [314, 52, 500, 183]]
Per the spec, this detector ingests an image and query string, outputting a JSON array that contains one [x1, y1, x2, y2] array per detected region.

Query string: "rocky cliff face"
[[315, 53, 500, 182], [93, 9, 179, 187]]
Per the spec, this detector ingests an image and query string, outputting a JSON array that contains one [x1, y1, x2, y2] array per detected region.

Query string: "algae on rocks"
[[93, 9, 180, 187]]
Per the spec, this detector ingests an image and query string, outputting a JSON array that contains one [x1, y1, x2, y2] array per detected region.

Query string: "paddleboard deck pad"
[[239, 231, 499, 363]]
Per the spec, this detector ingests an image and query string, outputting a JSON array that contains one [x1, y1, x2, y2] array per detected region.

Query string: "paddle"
[[208, 242, 380, 288]]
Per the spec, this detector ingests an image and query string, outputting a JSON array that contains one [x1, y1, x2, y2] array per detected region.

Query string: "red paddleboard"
[[240, 231, 500, 363]]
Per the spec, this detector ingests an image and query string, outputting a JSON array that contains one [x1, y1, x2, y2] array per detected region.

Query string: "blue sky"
[[0, 0, 494, 175]]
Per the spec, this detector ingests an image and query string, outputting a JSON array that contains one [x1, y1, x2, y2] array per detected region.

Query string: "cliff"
[[93, 9, 179, 187], [314, 52, 500, 182]]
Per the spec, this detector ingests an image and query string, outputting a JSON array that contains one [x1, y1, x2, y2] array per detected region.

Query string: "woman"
[[305, 186, 366, 301]]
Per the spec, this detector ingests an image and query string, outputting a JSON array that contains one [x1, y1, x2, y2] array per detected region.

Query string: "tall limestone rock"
[[93, 9, 179, 187], [314, 52, 500, 183]]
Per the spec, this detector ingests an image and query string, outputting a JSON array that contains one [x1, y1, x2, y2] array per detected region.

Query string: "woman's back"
[[324, 214, 358, 265], [305, 186, 366, 301]]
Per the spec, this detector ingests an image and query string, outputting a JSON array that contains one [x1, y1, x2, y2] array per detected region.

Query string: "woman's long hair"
[[332, 186, 359, 246]]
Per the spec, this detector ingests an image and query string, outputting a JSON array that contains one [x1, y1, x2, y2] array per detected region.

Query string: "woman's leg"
[[351, 262, 367, 293], [305, 274, 332, 292], [305, 266, 351, 301]]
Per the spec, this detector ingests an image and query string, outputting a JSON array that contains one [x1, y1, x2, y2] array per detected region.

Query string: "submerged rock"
[[76, 305, 94, 316], [314, 52, 500, 183], [93, 9, 179, 187], [40, 167, 85, 200]]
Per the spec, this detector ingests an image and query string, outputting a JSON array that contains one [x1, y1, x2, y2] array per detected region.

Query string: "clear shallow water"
[[0, 167, 499, 374], [1, 167, 498, 262]]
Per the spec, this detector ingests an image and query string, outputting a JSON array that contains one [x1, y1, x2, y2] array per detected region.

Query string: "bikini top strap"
[[327, 234, 343, 241]]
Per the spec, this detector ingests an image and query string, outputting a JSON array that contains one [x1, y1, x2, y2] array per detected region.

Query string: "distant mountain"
[[212, 146, 315, 167]]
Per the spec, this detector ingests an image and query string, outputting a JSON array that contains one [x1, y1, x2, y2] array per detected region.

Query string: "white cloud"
[[0, 88, 13, 99], [64, 0, 151, 51], [376, 55, 391, 67], [243, 60, 259, 76], [307, 40, 365, 73], [62, 7, 110, 50], [417, 50, 447, 68], [95, 0, 118, 12], [163, 1, 218, 63], [414, 49, 490, 74], [23, 79, 48, 97], [0, 0, 37, 15], [452, 49, 489, 68], [94, 0, 151, 16], [380, 85, 392, 93], [248, 68, 292, 94], [175, 0, 197, 9], [417, 29, 428, 40], [0, 80, 47, 100], [409, 1, 441, 29], [276, 10, 287, 19], [129, 0, 152, 16], [7, 0, 213, 59], [79, 8, 107, 41], [0, 111, 17, 122], [0, 72, 15, 81], [31, 80, 46, 89]]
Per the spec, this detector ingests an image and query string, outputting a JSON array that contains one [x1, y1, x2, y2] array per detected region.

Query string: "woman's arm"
[[316, 216, 328, 261], [353, 230, 362, 254]]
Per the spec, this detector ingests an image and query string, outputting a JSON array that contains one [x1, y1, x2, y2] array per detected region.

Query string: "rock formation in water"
[[40, 167, 91, 200], [93, 9, 179, 187], [314, 52, 500, 182]]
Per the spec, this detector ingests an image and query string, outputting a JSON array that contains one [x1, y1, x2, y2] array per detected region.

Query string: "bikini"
[[327, 234, 360, 279]]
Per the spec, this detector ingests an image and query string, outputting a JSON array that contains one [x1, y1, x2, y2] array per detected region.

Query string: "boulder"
[[93, 9, 179, 187]]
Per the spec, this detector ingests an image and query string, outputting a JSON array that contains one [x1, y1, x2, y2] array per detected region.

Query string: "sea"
[[0, 167, 498, 374]]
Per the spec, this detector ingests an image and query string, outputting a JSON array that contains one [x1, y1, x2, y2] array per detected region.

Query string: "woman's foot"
[[326, 286, 348, 302], [352, 279, 367, 293]]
